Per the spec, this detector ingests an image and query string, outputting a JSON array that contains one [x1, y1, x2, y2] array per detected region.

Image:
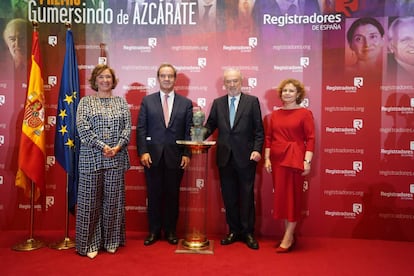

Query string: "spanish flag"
[[15, 27, 46, 202]]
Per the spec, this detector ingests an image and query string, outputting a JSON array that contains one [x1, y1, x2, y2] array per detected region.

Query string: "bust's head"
[[193, 110, 205, 126]]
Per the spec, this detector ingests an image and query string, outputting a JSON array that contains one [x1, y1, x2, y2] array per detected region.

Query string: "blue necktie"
[[229, 97, 236, 128]]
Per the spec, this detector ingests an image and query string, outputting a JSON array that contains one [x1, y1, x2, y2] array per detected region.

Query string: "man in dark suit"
[[204, 68, 264, 250], [137, 63, 193, 246]]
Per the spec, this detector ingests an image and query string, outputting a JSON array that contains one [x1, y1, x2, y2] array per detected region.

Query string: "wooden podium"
[[175, 140, 215, 254]]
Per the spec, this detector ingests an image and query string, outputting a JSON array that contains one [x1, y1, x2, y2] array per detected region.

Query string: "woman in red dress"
[[264, 79, 315, 253]]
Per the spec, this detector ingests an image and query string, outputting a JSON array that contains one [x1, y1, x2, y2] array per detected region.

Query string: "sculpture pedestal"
[[175, 140, 215, 254]]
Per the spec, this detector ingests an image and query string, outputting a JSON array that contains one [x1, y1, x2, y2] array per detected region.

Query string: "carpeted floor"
[[1, 231, 413, 276]]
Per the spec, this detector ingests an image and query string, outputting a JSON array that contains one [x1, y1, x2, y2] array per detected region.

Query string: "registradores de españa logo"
[[325, 203, 363, 219]]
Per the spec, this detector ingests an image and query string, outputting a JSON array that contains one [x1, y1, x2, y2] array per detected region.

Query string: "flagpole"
[[50, 22, 76, 250], [12, 21, 45, 252], [50, 174, 75, 249], [12, 182, 44, 251]]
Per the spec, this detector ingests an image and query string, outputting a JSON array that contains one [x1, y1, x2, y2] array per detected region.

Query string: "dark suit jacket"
[[205, 93, 264, 168], [137, 92, 193, 168]]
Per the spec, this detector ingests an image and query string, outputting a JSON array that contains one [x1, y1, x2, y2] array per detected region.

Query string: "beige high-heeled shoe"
[[107, 248, 117, 254], [86, 251, 98, 259]]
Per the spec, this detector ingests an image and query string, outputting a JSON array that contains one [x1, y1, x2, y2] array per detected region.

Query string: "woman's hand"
[[103, 145, 121, 158], [264, 159, 272, 173], [103, 145, 112, 157], [302, 161, 311, 176]]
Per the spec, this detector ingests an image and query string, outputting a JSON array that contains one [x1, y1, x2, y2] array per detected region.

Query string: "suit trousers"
[[218, 156, 257, 236], [144, 155, 184, 235]]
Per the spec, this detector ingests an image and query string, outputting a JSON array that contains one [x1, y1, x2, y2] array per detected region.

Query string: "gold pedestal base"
[[12, 238, 44, 251], [175, 239, 214, 254], [49, 237, 76, 250], [183, 238, 209, 249]]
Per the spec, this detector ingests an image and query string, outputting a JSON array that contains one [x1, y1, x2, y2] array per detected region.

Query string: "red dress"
[[265, 108, 315, 222]]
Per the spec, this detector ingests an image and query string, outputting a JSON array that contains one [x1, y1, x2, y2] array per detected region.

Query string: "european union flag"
[[54, 29, 80, 215]]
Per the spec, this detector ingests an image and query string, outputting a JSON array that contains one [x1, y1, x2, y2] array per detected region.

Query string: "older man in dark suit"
[[137, 63, 193, 246], [204, 68, 264, 250]]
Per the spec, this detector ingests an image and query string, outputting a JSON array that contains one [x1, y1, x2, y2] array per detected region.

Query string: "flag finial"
[[32, 21, 38, 29]]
